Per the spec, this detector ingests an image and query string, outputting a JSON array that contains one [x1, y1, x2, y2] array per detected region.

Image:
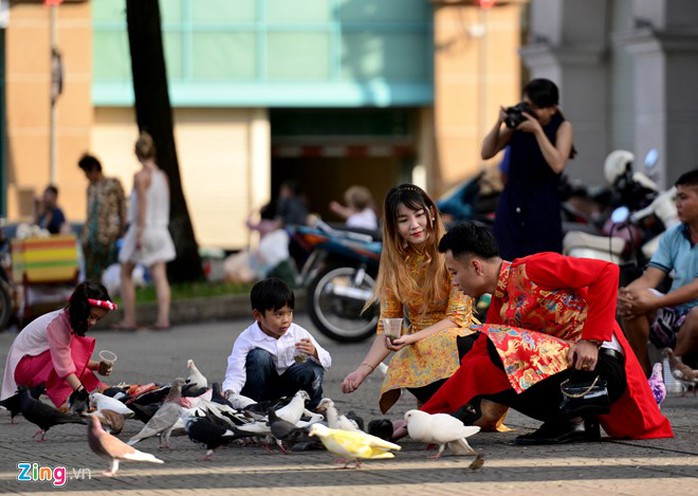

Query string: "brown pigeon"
[[87, 416, 164, 476], [89, 409, 126, 435]]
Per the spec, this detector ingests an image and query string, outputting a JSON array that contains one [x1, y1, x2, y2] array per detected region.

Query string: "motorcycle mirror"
[[611, 206, 630, 224], [644, 148, 659, 169]]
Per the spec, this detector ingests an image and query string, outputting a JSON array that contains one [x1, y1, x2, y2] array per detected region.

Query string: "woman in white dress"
[[115, 131, 176, 330]]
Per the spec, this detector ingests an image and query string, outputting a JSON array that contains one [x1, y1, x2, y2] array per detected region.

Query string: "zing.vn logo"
[[17, 462, 92, 487]]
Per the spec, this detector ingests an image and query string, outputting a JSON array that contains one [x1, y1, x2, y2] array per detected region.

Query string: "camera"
[[504, 102, 536, 129]]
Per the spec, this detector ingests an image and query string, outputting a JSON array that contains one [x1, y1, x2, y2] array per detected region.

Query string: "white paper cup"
[[382, 318, 404, 340], [98, 350, 118, 365]]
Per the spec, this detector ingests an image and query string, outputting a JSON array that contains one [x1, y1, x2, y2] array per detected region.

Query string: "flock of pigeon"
[[0, 359, 482, 476]]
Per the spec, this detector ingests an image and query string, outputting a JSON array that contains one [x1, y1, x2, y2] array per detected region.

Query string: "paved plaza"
[[0, 314, 696, 495]]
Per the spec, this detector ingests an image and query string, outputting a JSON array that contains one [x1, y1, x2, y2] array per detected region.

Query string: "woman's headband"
[[88, 298, 118, 311]]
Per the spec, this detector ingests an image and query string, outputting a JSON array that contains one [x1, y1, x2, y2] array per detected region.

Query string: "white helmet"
[[604, 150, 634, 185]]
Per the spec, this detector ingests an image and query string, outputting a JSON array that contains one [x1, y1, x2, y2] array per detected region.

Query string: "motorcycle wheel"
[[307, 266, 378, 343], [0, 282, 13, 331]]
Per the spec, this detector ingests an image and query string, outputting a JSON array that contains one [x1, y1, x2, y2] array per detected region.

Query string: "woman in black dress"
[[481, 78, 576, 259]]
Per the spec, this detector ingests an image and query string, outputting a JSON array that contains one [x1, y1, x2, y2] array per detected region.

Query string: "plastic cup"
[[98, 350, 117, 374], [382, 318, 404, 342]]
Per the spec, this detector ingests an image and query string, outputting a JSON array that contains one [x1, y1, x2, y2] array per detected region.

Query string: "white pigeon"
[[90, 392, 135, 418], [274, 390, 310, 425], [186, 359, 209, 390], [309, 423, 401, 469], [316, 398, 361, 432], [404, 409, 480, 459], [127, 378, 185, 449], [88, 416, 163, 476]]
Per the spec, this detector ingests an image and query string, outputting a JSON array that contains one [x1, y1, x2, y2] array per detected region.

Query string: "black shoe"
[[515, 419, 591, 446]]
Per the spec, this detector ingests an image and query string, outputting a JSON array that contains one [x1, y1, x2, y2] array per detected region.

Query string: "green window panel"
[[267, 32, 331, 80], [341, 31, 429, 81], [267, 0, 332, 23], [192, 0, 256, 23], [337, 0, 430, 23], [161, 0, 184, 23], [192, 32, 257, 80], [163, 32, 184, 81], [92, 30, 131, 81], [92, 0, 126, 23]]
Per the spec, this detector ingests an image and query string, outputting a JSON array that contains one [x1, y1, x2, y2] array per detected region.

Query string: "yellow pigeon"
[[308, 423, 401, 468]]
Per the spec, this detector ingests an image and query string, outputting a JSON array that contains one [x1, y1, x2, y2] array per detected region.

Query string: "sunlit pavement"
[[1, 314, 696, 495]]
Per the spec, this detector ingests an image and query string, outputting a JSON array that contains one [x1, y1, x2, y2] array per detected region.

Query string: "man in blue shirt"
[[619, 170, 698, 377]]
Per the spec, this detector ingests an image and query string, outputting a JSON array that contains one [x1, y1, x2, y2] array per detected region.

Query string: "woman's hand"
[[516, 112, 542, 134], [341, 368, 369, 393], [567, 340, 600, 371], [387, 333, 417, 351]]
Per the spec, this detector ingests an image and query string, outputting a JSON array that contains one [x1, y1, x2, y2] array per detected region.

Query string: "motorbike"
[[289, 220, 382, 343], [435, 169, 500, 226], [562, 149, 677, 285]]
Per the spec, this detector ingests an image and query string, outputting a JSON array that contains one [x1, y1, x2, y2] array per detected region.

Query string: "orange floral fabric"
[[378, 253, 475, 413]]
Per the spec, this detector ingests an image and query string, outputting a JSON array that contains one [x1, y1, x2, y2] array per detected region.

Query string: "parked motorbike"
[[562, 149, 676, 285], [289, 220, 381, 343], [435, 169, 500, 226]]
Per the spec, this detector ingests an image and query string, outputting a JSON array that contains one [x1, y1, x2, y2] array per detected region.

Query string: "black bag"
[[559, 375, 611, 417]]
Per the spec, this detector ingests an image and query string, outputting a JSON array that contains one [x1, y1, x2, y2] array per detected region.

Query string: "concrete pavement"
[[0, 315, 696, 495]]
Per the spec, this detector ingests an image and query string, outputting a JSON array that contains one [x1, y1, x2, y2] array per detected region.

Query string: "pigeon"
[[662, 348, 698, 385], [316, 398, 361, 432], [366, 419, 394, 442], [186, 359, 208, 390], [274, 390, 310, 425], [89, 409, 126, 435], [268, 408, 306, 453], [87, 416, 164, 476], [0, 393, 22, 424], [126, 384, 171, 406], [346, 411, 365, 432], [129, 402, 161, 424], [648, 362, 667, 407], [228, 391, 258, 410], [127, 378, 186, 448], [210, 382, 233, 407], [16, 386, 86, 441], [90, 392, 135, 418], [404, 409, 480, 459], [308, 423, 401, 469], [184, 415, 242, 461]]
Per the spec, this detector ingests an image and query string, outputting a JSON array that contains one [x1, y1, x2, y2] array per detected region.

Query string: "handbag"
[[559, 375, 611, 417]]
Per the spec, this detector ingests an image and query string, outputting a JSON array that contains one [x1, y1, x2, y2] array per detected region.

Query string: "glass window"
[[163, 32, 184, 81], [341, 31, 429, 81], [267, 32, 331, 80], [160, 0, 184, 23], [192, 32, 257, 80], [192, 0, 256, 23], [93, 31, 131, 81], [92, 0, 126, 23], [337, 0, 430, 23], [267, 0, 331, 23]]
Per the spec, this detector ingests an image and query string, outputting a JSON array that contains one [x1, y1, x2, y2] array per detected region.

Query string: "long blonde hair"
[[367, 184, 448, 314]]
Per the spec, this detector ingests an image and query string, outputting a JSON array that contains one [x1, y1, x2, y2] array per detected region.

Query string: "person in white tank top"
[[114, 132, 176, 330]]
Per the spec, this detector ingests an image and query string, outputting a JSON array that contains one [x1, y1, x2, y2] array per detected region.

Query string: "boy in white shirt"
[[222, 278, 331, 410]]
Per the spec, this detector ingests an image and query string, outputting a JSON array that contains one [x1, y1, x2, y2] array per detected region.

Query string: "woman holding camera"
[[481, 78, 575, 259]]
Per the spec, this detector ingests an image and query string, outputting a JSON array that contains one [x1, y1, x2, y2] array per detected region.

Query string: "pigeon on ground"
[[345, 411, 365, 431], [127, 378, 186, 448], [648, 362, 667, 407], [1, 386, 44, 423], [404, 409, 480, 459], [662, 348, 698, 385], [274, 390, 310, 425], [89, 409, 126, 435], [316, 398, 361, 432], [268, 408, 306, 453], [87, 416, 163, 476], [366, 419, 394, 442], [210, 382, 234, 407], [228, 391, 258, 410], [129, 402, 161, 424], [184, 415, 242, 461], [16, 386, 86, 441], [185, 359, 208, 390], [90, 392, 135, 418], [126, 384, 171, 406], [308, 423, 401, 469]]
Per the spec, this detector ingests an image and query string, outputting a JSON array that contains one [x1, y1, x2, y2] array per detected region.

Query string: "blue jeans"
[[239, 348, 325, 409]]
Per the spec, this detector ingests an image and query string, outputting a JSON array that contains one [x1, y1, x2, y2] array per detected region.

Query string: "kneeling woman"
[[422, 222, 672, 443], [1, 281, 117, 409]]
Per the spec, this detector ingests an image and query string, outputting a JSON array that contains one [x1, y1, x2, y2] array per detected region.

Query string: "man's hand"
[[567, 340, 600, 371]]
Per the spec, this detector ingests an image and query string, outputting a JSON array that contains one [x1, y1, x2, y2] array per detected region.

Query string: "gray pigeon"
[[268, 408, 306, 453], [17, 386, 86, 441], [127, 378, 186, 448], [88, 416, 163, 476]]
